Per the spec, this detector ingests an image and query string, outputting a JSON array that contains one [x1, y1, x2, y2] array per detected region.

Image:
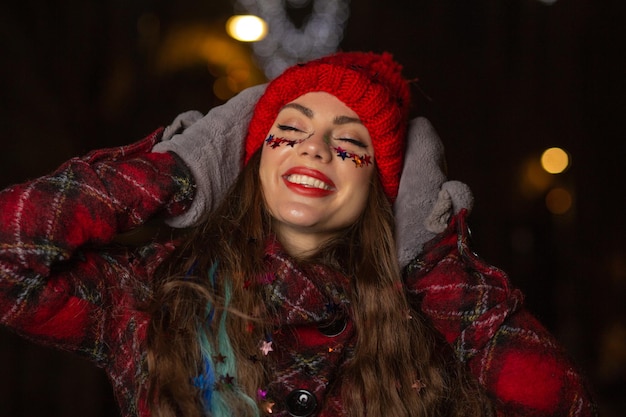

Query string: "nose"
[[297, 132, 332, 162]]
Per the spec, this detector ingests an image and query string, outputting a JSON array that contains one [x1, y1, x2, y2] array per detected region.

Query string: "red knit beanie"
[[244, 51, 411, 202]]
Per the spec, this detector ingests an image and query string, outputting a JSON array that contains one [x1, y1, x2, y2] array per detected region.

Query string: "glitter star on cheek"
[[352, 155, 364, 167], [260, 340, 274, 355], [334, 146, 349, 160], [264, 135, 306, 149], [264, 134, 281, 148], [362, 154, 372, 166]]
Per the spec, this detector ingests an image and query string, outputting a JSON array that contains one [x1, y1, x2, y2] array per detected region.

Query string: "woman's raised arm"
[[0, 128, 194, 361]]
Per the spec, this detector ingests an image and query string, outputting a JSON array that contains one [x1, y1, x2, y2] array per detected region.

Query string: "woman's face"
[[259, 91, 375, 255]]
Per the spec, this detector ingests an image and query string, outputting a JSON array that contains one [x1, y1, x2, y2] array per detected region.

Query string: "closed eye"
[[338, 138, 367, 148], [278, 124, 301, 132]]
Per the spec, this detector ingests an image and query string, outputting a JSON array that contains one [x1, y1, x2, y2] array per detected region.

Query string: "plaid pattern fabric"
[[405, 210, 597, 416], [0, 129, 195, 417], [0, 128, 596, 416], [258, 240, 354, 416]]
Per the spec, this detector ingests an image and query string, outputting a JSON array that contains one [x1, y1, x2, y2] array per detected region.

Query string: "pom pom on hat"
[[244, 51, 411, 201]]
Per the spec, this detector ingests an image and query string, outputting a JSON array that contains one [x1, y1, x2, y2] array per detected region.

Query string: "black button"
[[286, 389, 318, 417], [317, 317, 347, 337]]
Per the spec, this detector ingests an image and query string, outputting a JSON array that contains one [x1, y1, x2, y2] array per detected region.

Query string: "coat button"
[[317, 316, 347, 337], [285, 389, 318, 416]]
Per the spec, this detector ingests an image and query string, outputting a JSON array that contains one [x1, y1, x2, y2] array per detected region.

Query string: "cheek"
[[259, 139, 283, 168], [257, 165, 276, 218], [258, 149, 275, 194], [341, 165, 374, 214], [341, 181, 371, 225], [337, 154, 376, 186], [258, 145, 288, 211], [356, 171, 374, 204]]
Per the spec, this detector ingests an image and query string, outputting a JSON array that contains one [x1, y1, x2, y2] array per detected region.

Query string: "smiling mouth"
[[284, 174, 333, 190]]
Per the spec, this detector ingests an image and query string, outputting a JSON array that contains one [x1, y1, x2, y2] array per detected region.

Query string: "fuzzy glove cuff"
[[153, 84, 267, 227], [394, 117, 473, 268]]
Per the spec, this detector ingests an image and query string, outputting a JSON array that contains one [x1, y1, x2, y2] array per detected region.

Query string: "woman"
[[0, 52, 595, 417]]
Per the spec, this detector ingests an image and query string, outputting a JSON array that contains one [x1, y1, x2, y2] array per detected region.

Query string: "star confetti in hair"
[[412, 380, 425, 392], [213, 353, 226, 363], [260, 340, 274, 355], [257, 389, 268, 400], [246, 322, 255, 333], [220, 374, 235, 386], [262, 400, 276, 414]]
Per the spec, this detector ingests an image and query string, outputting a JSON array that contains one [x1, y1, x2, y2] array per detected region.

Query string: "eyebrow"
[[333, 115, 362, 125], [280, 103, 313, 118], [279, 103, 363, 126]]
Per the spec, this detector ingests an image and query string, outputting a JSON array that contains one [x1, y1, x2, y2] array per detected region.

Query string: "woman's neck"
[[272, 223, 335, 259]]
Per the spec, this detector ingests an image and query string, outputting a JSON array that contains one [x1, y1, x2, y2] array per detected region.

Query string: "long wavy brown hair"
[[146, 149, 494, 417]]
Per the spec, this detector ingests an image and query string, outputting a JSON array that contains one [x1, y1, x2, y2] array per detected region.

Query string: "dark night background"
[[1, 0, 624, 415]]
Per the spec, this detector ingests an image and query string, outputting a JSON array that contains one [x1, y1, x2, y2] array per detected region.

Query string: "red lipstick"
[[282, 167, 336, 197]]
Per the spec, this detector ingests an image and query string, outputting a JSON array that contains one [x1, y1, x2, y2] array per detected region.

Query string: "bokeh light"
[[545, 187, 573, 214], [541, 147, 570, 174], [520, 158, 553, 199], [226, 15, 268, 42]]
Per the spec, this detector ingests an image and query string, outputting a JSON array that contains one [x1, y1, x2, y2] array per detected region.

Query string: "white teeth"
[[286, 174, 331, 190]]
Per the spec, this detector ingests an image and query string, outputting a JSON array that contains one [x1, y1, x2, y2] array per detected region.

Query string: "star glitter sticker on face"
[[264, 135, 372, 168], [331, 146, 371, 168], [265, 134, 304, 149], [334, 146, 349, 160]]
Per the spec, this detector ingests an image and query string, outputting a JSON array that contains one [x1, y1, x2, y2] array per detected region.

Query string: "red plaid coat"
[[0, 129, 596, 416], [404, 213, 597, 416]]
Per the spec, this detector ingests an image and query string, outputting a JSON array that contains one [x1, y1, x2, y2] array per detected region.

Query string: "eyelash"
[[278, 124, 300, 132], [277, 125, 366, 148], [338, 138, 366, 148]]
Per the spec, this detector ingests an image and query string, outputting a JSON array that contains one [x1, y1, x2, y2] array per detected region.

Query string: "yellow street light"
[[226, 15, 268, 42], [540, 147, 570, 174]]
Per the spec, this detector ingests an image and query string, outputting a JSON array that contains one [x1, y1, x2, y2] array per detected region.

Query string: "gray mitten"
[[394, 117, 474, 269], [153, 84, 267, 227]]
